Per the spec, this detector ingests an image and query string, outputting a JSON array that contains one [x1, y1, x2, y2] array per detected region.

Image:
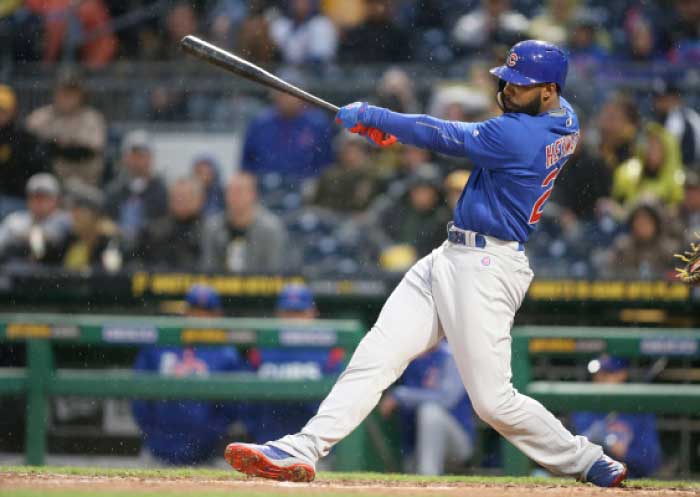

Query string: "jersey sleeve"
[[362, 106, 523, 168], [460, 115, 524, 169]]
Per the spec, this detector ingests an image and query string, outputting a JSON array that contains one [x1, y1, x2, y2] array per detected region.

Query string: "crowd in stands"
[[2, 0, 699, 68], [1, 0, 699, 280]]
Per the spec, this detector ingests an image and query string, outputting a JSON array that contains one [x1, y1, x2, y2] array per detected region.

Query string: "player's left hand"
[[335, 102, 397, 148], [335, 101, 367, 129]]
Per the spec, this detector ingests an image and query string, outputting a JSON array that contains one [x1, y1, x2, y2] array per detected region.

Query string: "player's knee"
[[416, 402, 446, 429], [471, 395, 515, 429]]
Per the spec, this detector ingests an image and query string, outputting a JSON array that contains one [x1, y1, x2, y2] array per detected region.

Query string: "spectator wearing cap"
[[241, 80, 334, 180], [0, 173, 70, 264], [104, 130, 168, 252], [368, 164, 451, 262], [312, 133, 380, 214], [62, 180, 122, 273], [566, 8, 610, 73], [200, 172, 288, 272], [570, 355, 661, 478], [25, 69, 106, 186], [0, 84, 48, 218], [241, 283, 346, 444], [652, 79, 700, 168], [136, 178, 206, 270], [132, 284, 243, 466]]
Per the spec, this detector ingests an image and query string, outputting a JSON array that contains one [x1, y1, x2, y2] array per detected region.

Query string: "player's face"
[[501, 82, 544, 116]]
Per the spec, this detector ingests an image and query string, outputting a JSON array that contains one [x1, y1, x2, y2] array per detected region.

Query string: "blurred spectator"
[[378, 145, 434, 197], [428, 85, 491, 123], [375, 67, 420, 114], [25, 0, 118, 67], [451, 0, 529, 54], [662, 0, 700, 64], [312, 133, 379, 214], [528, 0, 579, 46], [62, 180, 122, 273], [339, 0, 412, 63], [201, 172, 288, 272], [612, 122, 685, 208], [241, 86, 334, 179], [595, 94, 640, 172], [0, 2, 43, 63], [566, 9, 609, 71], [269, 0, 338, 66], [25, 69, 106, 186], [369, 164, 451, 262], [551, 134, 611, 221], [0, 173, 70, 264], [132, 284, 243, 466], [242, 283, 345, 443], [652, 79, 700, 167], [444, 170, 470, 211], [205, 0, 248, 50], [604, 202, 680, 279], [379, 341, 474, 475], [237, 0, 279, 63], [104, 130, 168, 251], [136, 178, 206, 270], [571, 355, 661, 478], [140, 1, 199, 60], [621, 11, 663, 63], [0, 84, 48, 218], [671, 169, 700, 246], [192, 155, 225, 216]]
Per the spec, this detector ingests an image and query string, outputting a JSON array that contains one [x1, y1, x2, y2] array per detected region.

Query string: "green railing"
[[4, 316, 700, 475], [506, 326, 700, 475], [0, 313, 366, 468]]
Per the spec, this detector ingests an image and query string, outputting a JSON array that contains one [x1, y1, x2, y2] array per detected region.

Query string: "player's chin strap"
[[496, 92, 506, 113]]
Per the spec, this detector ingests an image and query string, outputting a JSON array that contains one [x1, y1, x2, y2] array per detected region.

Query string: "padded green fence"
[[0, 313, 365, 468], [506, 326, 700, 475]]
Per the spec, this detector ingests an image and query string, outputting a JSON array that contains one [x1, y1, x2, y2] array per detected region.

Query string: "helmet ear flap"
[[498, 78, 507, 92]]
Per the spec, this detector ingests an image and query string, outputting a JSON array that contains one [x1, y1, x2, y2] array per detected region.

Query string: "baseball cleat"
[[225, 442, 316, 482], [584, 454, 628, 487]]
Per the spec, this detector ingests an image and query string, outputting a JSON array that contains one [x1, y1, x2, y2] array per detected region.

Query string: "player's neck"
[[540, 95, 562, 113]]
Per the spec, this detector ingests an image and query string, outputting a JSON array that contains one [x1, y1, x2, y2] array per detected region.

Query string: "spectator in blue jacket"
[[242, 283, 346, 443], [132, 284, 243, 466], [571, 355, 662, 478], [241, 84, 334, 180], [379, 341, 475, 475]]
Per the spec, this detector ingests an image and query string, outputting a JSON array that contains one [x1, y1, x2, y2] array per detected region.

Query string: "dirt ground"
[[2, 473, 699, 497]]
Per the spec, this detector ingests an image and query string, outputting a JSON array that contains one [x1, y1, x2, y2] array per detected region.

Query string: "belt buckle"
[[448, 227, 466, 245]]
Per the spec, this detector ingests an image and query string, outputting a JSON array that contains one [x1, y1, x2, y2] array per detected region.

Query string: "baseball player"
[[225, 40, 627, 487]]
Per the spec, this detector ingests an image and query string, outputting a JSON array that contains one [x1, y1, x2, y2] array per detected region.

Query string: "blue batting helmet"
[[185, 284, 222, 311], [489, 40, 569, 91]]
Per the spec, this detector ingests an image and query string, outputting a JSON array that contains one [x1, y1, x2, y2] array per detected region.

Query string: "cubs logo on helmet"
[[490, 40, 569, 91]]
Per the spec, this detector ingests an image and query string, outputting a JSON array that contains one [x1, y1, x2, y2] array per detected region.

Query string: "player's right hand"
[[335, 101, 368, 129]]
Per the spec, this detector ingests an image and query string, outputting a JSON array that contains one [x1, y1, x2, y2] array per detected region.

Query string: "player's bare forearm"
[[362, 106, 469, 157]]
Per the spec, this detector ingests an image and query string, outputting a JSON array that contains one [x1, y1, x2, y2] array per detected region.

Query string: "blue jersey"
[[571, 411, 661, 478], [242, 346, 346, 443], [363, 99, 580, 243], [131, 346, 243, 465]]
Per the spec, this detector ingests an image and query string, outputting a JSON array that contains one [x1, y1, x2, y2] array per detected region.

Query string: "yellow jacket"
[[612, 122, 685, 207]]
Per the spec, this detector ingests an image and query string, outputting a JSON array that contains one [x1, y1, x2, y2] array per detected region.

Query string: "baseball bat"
[[180, 35, 339, 114]]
